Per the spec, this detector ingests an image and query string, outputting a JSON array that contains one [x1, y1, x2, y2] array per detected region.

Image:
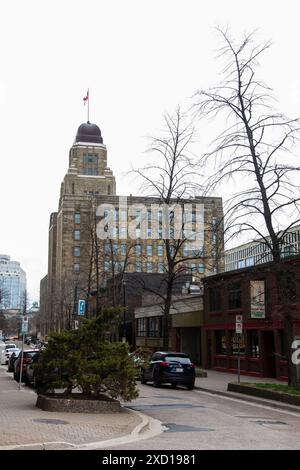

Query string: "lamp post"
[[122, 277, 127, 343]]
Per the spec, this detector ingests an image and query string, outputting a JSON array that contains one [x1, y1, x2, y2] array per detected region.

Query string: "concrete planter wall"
[[36, 394, 121, 413], [228, 383, 300, 407]]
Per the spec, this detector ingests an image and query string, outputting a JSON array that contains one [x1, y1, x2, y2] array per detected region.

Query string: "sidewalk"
[[0, 366, 144, 450], [194, 369, 300, 413], [195, 369, 281, 393]]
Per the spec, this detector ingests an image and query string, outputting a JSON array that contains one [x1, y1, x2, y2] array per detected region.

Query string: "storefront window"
[[148, 317, 160, 337], [249, 330, 259, 358], [230, 332, 245, 355], [137, 318, 147, 337], [215, 330, 227, 354]]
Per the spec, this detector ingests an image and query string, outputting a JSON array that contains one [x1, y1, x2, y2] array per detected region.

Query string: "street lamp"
[[122, 277, 127, 343]]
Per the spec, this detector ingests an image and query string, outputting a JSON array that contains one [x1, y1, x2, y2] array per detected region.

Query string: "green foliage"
[[35, 307, 139, 401]]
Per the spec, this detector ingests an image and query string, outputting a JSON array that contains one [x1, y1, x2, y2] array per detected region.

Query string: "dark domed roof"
[[75, 121, 103, 144]]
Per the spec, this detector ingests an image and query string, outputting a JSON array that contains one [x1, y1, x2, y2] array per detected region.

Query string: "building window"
[[135, 244, 141, 256], [82, 154, 99, 175], [74, 263, 80, 273], [108, 184, 111, 195], [146, 245, 152, 256], [157, 262, 164, 273], [209, 286, 221, 311], [74, 247, 81, 257], [146, 262, 153, 273], [113, 244, 118, 254], [135, 262, 142, 272], [137, 318, 146, 337], [230, 332, 245, 355], [157, 245, 164, 256], [228, 282, 242, 309], [198, 263, 205, 273], [249, 330, 259, 358], [191, 263, 197, 273], [74, 230, 80, 241], [215, 330, 226, 354], [121, 244, 127, 255], [149, 317, 160, 337], [74, 213, 81, 224]]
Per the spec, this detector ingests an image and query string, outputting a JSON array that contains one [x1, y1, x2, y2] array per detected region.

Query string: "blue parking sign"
[[78, 299, 85, 316]]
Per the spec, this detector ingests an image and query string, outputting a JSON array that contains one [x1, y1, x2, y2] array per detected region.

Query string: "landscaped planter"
[[195, 369, 208, 378], [227, 382, 300, 407], [36, 393, 121, 413]]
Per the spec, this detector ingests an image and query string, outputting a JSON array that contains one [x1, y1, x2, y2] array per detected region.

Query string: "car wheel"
[[153, 371, 161, 388], [186, 383, 194, 390]]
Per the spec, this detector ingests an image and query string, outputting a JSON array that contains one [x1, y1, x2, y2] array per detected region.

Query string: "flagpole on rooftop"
[[87, 88, 90, 122]]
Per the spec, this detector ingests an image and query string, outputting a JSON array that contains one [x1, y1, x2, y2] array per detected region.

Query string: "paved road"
[[106, 383, 300, 450]]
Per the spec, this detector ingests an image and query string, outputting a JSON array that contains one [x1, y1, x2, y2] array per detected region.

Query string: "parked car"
[[25, 351, 41, 386], [140, 351, 195, 389], [3, 347, 20, 365], [7, 350, 20, 372], [13, 349, 40, 382], [1, 344, 18, 365]]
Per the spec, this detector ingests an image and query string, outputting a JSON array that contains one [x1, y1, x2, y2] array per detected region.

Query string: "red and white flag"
[[83, 89, 89, 105]]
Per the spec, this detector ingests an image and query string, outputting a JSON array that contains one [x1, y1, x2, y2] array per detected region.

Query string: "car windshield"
[[164, 355, 192, 365], [24, 351, 39, 358], [5, 344, 16, 349]]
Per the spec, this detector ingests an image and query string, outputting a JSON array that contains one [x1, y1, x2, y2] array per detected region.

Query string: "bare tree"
[[194, 28, 300, 386], [133, 107, 219, 349]]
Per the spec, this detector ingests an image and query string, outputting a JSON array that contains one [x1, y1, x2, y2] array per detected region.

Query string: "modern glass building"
[[0, 254, 27, 310], [225, 225, 300, 272]]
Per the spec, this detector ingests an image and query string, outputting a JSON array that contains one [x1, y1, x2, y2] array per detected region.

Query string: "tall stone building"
[[40, 120, 224, 334]]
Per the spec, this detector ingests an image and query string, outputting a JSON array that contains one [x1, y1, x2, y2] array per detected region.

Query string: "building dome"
[[75, 121, 103, 144]]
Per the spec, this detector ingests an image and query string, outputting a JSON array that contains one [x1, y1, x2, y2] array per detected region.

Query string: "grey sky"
[[0, 0, 299, 303]]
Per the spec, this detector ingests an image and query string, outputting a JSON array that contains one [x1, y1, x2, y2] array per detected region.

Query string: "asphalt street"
[[105, 383, 300, 450]]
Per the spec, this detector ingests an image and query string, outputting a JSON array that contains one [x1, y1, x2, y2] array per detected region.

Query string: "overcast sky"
[[1, 0, 300, 303]]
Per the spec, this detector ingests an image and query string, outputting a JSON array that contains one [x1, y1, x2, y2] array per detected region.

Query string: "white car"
[[1, 345, 19, 365]]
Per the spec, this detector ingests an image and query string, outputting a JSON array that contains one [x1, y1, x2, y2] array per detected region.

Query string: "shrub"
[[35, 308, 139, 401]]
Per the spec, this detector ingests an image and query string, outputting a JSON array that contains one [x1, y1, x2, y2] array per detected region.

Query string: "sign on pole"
[[235, 315, 243, 384], [21, 316, 28, 335], [235, 315, 243, 334], [78, 299, 86, 316]]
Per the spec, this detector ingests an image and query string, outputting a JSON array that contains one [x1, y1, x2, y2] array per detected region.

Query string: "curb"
[[75, 408, 164, 450], [0, 408, 164, 451], [194, 385, 300, 414]]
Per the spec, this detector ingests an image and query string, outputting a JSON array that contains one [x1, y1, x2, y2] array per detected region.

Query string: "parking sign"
[[78, 299, 86, 316]]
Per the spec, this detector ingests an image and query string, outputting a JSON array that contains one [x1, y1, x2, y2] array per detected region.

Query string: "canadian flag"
[[83, 89, 89, 105]]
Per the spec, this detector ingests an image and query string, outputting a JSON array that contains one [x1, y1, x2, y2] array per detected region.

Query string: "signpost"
[[235, 315, 243, 384], [19, 316, 28, 390]]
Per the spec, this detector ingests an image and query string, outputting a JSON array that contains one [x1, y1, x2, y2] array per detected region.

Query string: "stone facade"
[[41, 121, 224, 335]]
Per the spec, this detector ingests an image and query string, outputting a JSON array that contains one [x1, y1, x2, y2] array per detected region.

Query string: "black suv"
[[140, 351, 195, 389]]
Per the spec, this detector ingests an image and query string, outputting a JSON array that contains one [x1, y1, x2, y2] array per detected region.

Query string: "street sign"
[[21, 317, 28, 334], [78, 299, 86, 316], [235, 315, 243, 334]]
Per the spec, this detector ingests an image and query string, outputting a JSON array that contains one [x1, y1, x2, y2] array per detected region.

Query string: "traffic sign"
[[78, 299, 86, 316], [21, 321, 28, 334], [235, 314, 243, 334]]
